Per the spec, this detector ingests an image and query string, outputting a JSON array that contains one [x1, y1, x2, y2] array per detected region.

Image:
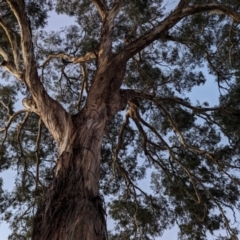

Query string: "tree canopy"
[[1, 0, 240, 239]]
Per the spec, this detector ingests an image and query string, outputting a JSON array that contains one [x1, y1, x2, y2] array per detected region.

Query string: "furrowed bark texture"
[[33, 122, 107, 240]]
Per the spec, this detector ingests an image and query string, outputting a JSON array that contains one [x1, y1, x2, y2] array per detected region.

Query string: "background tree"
[[0, 0, 240, 239]]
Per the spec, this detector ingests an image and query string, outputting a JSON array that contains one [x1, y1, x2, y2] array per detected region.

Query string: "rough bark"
[[33, 120, 107, 240]]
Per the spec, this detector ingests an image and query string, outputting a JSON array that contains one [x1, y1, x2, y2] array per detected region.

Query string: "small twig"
[[35, 118, 43, 195], [17, 112, 30, 163]]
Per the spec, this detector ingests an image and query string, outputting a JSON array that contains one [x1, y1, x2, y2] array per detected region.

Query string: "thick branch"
[[91, 0, 107, 19], [6, 0, 40, 78], [120, 89, 228, 113], [109, 0, 123, 19], [0, 18, 23, 80], [0, 16, 20, 70], [98, 0, 123, 61], [6, 0, 73, 152], [176, 0, 191, 10], [118, 3, 240, 60], [1, 60, 23, 80]]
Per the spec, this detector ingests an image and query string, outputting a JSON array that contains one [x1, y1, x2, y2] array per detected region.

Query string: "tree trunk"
[[31, 51, 126, 240], [32, 115, 108, 240]]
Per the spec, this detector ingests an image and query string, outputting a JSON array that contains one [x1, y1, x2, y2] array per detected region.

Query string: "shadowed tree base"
[[32, 151, 107, 240]]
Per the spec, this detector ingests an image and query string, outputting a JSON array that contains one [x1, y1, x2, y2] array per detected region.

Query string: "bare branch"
[[97, 0, 123, 61], [1, 60, 23, 80], [77, 63, 88, 111], [6, 0, 33, 67], [6, 0, 73, 152], [120, 89, 226, 113], [39, 51, 98, 68], [114, 111, 130, 163], [109, 0, 123, 19], [0, 16, 20, 70], [0, 109, 26, 131], [17, 112, 30, 160], [91, 0, 107, 19], [35, 118, 44, 193], [0, 46, 10, 61], [176, 0, 191, 10], [118, 3, 240, 60]]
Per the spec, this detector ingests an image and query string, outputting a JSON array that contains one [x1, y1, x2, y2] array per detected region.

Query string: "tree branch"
[[6, 0, 73, 153], [0, 17, 23, 80], [77, 63, 88, 111], [98, 0, 123, 61], [0, 110, 27, 151], [0, 16, 20, 70], [1, 60, 23, 80], [120, 88, 230, 114], [118, 3, 240, 60], [127, 101, 201, 203], [39, 51, 98, 68], [109, 0, 123, 19], [176, 0, 191, 10], [0, 46, 10, 61], [0, 109, 26, 133], [6, 0, 39, 75], [17, 111, 29, 160], [35, 118, 44, 194], [91, 0, 107, 19]]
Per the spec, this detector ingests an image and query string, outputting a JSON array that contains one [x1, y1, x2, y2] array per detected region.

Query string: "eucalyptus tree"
[[1, 0, 240, 239]]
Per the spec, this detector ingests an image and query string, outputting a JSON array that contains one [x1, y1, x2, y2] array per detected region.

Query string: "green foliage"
[[26, 0, 53, 29]]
